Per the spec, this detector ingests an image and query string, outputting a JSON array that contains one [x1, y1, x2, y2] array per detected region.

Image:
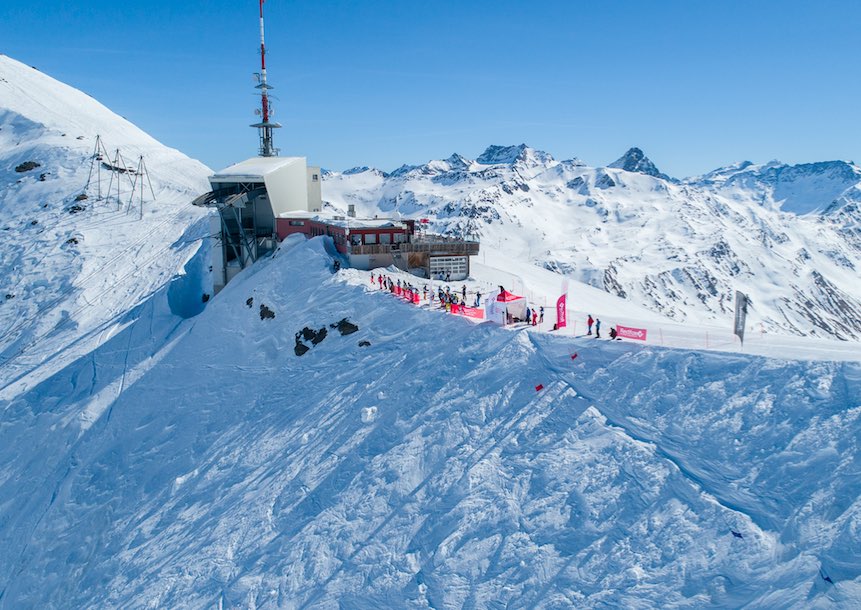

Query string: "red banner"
[[459, 305, 485, 319], [556, 293, 567, 328], [412, 292, 420, 304], [616, 325, 647, 341], [449, 304, 485, 319], [395, 286, 402, 296]]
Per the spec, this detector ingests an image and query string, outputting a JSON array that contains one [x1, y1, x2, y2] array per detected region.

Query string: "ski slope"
[[0, 55, 212, 397], [1, 235, 858, 608]]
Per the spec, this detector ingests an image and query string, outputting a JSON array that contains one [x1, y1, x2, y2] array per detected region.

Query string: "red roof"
[[496, 290, 523, 302]]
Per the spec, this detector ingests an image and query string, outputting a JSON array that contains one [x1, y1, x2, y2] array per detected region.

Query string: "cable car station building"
[[192, 0, 478, 293]]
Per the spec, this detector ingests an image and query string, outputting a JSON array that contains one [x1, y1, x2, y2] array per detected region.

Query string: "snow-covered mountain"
[[1, 236, 859, 607], [324, 144, 861, 341], [2, 54, 861, 608], [0, 54, 211, 395]]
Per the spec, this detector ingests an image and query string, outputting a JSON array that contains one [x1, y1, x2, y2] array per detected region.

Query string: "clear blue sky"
[[2, 0, 859, 177]]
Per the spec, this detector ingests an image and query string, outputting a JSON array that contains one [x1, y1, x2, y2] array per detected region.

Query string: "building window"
[[289, 220, 305, 226], [365, 233, 377, 245], [394, 232, 405, 243], [351, 234, 362, 246], [379, 233, 391, 245], [312, 174, 319, 182]]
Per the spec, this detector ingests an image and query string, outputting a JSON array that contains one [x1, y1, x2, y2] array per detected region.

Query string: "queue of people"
[[371, 273, 622, 341]]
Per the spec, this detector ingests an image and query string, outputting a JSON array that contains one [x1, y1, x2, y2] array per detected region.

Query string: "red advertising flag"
[[420, 218, 430, 224], [556, 293, 567, 329], [616, 325, 648, 341]]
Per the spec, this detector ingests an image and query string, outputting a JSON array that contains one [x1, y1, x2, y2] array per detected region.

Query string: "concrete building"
[[277, 213, 480, 280], [192, 156, 321, 292]]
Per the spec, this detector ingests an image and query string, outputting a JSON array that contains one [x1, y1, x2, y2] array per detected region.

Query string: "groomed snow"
[[1, 236, 858, 608]]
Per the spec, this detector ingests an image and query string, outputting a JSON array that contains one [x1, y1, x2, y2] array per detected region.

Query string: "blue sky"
[[2, 0, 859, 176]]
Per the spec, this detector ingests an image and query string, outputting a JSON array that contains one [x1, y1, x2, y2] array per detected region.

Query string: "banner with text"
[[556, 293, 567, 328], [616, 325, 647, 341]]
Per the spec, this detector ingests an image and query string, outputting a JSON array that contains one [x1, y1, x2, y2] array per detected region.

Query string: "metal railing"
[[350, 240, 480, 256]]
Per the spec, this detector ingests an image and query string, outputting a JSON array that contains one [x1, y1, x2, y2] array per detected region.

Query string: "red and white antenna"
[[251, 0, 281, 156]]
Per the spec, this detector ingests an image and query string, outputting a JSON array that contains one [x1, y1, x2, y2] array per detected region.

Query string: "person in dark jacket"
[[595, 318, 601, 338], [539, 307, 544, 324], [609, 327, 618, 340]]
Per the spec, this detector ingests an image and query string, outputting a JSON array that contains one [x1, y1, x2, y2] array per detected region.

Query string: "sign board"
[[616, 325, 647, 341]]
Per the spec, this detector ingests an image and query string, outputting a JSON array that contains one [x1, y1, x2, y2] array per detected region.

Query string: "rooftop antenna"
[[251, 0, 281, 157]]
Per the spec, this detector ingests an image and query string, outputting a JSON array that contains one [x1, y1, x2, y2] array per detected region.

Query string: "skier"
[[474, 291, 481, 307], [532, 308, 537, 326], [595, 318, 601, 339], [539, 306, 544, 324], [609, 327, 618, 340], [587, 314, 594, 335], [370, 272, 375, 284], [526, 307, 532, 324], [462, 285, 467, 301]]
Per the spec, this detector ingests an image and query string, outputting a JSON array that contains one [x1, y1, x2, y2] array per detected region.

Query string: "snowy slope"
[[323, 145, 861, 342], [0, 55, 212, 396], [0, 236, 858, 608]]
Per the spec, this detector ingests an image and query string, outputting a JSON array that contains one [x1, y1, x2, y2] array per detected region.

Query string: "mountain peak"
[[476, 144, 554, 167], [608, 147, 670, 180]]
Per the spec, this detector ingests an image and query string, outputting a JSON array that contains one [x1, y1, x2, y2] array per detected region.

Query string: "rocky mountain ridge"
[[323, 144, 861, 340]]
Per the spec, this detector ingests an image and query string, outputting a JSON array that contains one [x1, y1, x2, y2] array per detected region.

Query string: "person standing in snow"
[[595, 318, 601, 338], [462, 285, 467, 301], [474, 291, 481, 307], [539, 307, 544, 324], [526, 307, 532, 324], [532, 309, 537, 326], [587, 314, 594, 335]]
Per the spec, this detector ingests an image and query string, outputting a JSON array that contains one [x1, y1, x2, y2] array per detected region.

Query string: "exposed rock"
[[15, 161, 40, 173], [259, 304, 275, 320], [246, 297, 253, 308], [331, 318, 359, 336], [608, 147, 671, 181]]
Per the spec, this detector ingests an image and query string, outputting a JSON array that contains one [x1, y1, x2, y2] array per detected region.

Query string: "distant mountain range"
[[323, 144, 861, 341]]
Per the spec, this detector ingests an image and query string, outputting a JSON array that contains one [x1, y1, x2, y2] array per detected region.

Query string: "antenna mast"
[[251, 0, 281, 156]]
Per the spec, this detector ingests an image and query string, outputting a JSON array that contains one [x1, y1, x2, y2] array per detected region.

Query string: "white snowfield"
[[322, 144, 861, 342], [0, 55, 212, 396], [2, 52, 861, 609], [0, 236, 859, 609]]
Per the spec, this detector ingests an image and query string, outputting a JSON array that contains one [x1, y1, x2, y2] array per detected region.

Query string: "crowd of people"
[[370, 272, 483, 310], [368, 273, 622, 340]]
